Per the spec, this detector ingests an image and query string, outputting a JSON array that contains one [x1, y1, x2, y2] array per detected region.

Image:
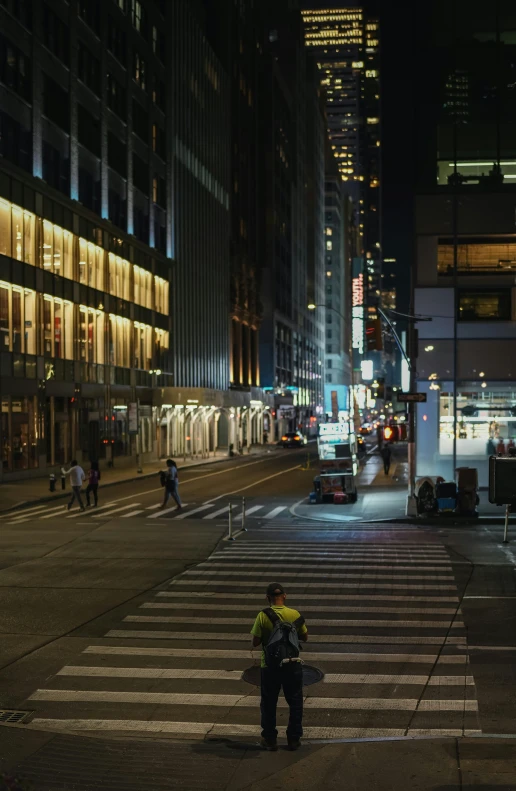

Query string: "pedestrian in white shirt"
[[62, 460, 86, 511]]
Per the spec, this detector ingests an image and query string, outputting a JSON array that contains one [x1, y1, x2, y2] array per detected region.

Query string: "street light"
[[307, 303, 346, 322]]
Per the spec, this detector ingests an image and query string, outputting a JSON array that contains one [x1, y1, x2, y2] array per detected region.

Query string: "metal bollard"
[[504, 504, 510, 544], [242, 496, 247, 531], [61, 474, 66, 490], [49, 473, 56, 492], [228, 502, 235, 541]]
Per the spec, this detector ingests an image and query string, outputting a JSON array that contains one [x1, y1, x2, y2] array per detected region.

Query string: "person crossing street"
[[251, 582, 308, 752], [62, 460, 86, 511]]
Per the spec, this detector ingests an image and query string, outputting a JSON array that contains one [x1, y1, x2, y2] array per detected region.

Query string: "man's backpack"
[[159, 470, 168, 487], [262, 608, 305, 669]]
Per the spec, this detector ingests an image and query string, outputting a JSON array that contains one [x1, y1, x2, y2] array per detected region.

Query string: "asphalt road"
[[3, 449, 516, 789]]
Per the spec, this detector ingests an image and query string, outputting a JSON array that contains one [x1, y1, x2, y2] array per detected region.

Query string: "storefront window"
[[12, 287, 21, 353], [42, 220, 73, 278], [134, 265, 152, 308], [12, 206, 23, 261], [0, 282, 37, 354], [133, 321, 153, 369], [0, 284, 9, 349], [440, 384, 516, 457], [109, 314, 131, 367], [43, 296, 52, 355], [24, 289, 36, 354], [8, 396, 38, 471]]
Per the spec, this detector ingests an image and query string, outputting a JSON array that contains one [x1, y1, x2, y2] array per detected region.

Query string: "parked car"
[[280, 431, 308, 448], [357, 436, 366, 457]]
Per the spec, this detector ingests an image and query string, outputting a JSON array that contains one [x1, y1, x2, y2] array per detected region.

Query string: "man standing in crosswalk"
[[251, 582, 308, 752]]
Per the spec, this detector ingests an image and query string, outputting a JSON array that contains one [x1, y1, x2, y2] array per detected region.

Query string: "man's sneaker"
[[261, 737, 278, 752], [287, 738, 301, 751]]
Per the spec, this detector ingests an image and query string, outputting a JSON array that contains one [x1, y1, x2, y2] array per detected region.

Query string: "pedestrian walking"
[[85, 461, 101, 507], [380, 443, 392, 475], [160, 458, 182, 510], [62, 460, 86, 511], [250, 582, 308, 752]]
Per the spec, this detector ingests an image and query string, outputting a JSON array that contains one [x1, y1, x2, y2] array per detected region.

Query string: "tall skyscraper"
[[301, 3, 382, 312]]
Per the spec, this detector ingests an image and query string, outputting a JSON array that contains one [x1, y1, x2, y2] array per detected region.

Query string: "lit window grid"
[[0, 198, 169, 315]]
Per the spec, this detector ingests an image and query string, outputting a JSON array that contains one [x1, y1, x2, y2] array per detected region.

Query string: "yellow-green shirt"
[[251, 605, 308, 668]]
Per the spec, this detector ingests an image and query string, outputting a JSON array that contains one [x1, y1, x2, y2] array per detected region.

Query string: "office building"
[[0, 0, 270, 479], [413, 2, 516, 485], [301, 3, 382, 315]]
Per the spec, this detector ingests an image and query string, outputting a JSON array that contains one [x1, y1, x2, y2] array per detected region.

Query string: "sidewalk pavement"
[[2, 729, 516, 789], [0, 446, 279, 514]]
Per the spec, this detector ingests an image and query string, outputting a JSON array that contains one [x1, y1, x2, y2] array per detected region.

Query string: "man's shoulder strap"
[[293, 614, 305, 630], [262, 607, 281, 625]]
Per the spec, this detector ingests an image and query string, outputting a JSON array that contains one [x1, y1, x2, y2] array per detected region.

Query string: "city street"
[[2, 450, 516, 788]]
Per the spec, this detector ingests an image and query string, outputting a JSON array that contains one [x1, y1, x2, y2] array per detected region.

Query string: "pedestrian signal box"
[[383, 425, 398, 442], [489, 456, 516, 505]]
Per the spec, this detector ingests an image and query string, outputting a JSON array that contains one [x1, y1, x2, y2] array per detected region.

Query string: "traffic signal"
[[383, 425, 399, 442], [365, 318, 383, 351]]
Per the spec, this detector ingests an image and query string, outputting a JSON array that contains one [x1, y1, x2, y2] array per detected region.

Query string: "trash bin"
[[436, 481, 457, 514], [456, 467, 479, 517]]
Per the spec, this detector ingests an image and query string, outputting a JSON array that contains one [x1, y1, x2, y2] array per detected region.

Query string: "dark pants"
[[260, 664, 303, 740], [68, 485, 84, 510], [162, 481, 181, 507], [85, 484, 98, 506], [383, 461, 391, 475]]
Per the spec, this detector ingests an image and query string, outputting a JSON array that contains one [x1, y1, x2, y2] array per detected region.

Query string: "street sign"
[[396, 392, 427, 403]]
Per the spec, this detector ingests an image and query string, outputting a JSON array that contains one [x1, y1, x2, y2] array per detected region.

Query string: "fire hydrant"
[[49, 473, 56, 492]]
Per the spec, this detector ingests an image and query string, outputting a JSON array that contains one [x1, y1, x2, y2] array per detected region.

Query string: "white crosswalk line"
[[169, 578, 457, 590], [243, 505, 264, 516], [156, 591, 460, 602], [82, 645, 468, 663], [262, 506, 287, 519], [120, 510, 144, 518], [38, 503, 90, 520], [1, 504, 51, 521], [146, 503, 162, 510], [203, 505, 230, 520], [105, 630, 466, 644], [147, 504, 189, 519], [64, 501, 118, 519], [91, 504, 141, 518], [140, 602, 459, 615], [19, 533, 478, 741], [174, 504, 215, 520]]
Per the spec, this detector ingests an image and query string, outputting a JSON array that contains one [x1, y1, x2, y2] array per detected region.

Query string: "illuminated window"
[[134, 265, 152, 309], [326, 240, 333, 251], [108, 253, 131, 300], [79, 238, 104, 290], [154, 275, 169, 314]]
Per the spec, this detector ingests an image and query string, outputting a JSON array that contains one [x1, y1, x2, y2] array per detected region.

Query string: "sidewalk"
[[0, 446, 278, 514]]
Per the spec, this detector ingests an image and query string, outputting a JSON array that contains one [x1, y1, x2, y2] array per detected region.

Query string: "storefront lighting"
[[481, 382, 487, 388], [424, 345, 434, 352], [187, 399, 199, 404], [479, 372, 485, 377]]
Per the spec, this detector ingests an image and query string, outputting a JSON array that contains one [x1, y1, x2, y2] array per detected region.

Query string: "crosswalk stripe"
[[92, 504, 141, 518], [140, 602, 460, 615], [203, 505, 230, 520], [244, 506, 264, 516], [39, 503, 92, 519], [169, 579, 457, 590], [173, 504, 215, 520], [146, 504, 162, 510], [105, 630, 466, 645], [121, 510, 144, 518], [64, 501, 118, 519], [262, 506, 287, 519], [123, 614, 464, 629], [27, 719, 409, 738], [156, 591, 460, 602], [1, 504, 50, 520], [28, 689, 476, 711], [82, 645, 468, 663], [211, 554, 453, 564], [147, 504, 189, 518], [199, 561, 453, 572], [181, 569, 455, 581]]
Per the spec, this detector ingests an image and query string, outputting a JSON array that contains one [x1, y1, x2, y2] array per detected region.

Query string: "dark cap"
[[266, 582, 285, 597]]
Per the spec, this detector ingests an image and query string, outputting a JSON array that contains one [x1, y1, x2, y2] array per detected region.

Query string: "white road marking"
[[262, 506, 287, 519], [169, 579, 457, 590], [91, 504, 141, 518], [140, 602, 459, 615], [27, 719, 408, 738], [1, 504, 51, 521], [120, 510, 144, 518], [243, 506, 264, 516], [208, 464, 302, 502], [124, 614, 464, 629], [418, 700, 478, 710], [156, 591, 460, 602], [29, 689, 475, 709], [147, 504, 189, 519], [203, 506, 230, 520], [64, 501, 118, 519], [146, 504, 162, 510], [105, 630, 466, 645], [57, 666, 245, 681], [181, 569, 455, 581], [199, 561, 453, 573], [174, 504, 215, 520], [82, 645, 467, 663]]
